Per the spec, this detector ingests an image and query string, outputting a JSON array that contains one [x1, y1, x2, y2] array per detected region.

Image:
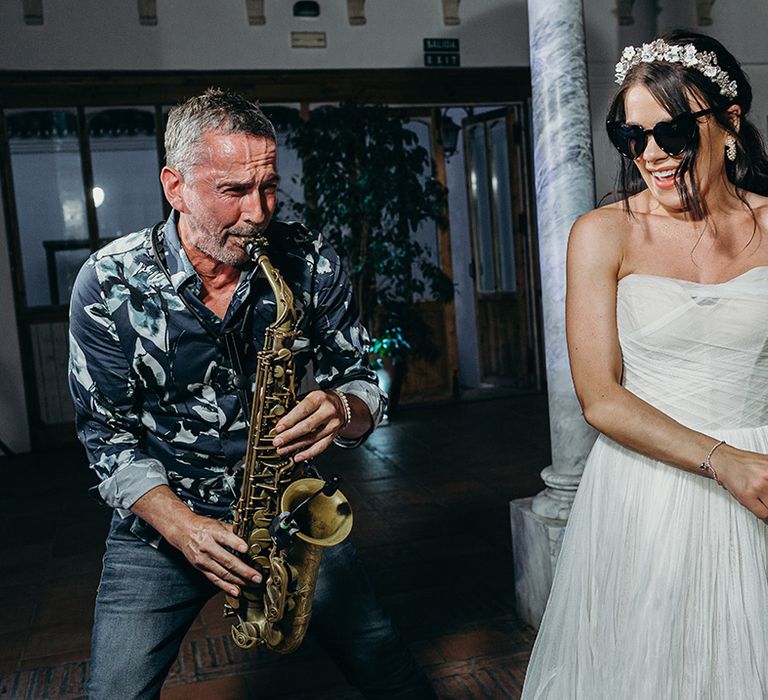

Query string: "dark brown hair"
[[607, 30, 768, 219]]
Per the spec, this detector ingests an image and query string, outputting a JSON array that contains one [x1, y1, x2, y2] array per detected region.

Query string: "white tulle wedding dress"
[[522, 269, 768, 700]]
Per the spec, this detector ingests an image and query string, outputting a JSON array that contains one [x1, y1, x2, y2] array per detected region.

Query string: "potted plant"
[[284, 103, 453, 415], [369, 325, 411, 422]]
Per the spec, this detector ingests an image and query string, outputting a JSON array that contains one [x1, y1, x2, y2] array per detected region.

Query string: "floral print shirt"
[[68, 211, 384, 522]]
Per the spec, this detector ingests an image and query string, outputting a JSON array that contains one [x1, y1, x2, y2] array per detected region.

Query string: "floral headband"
[[615, 39, 738, 100]]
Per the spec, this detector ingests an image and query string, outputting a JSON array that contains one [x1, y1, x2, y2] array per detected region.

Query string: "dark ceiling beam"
[[0, 67, 531, 108]]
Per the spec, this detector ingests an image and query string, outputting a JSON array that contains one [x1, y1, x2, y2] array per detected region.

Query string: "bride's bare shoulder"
[[744, 192, 768, 228], [568, 196, 639, 254]]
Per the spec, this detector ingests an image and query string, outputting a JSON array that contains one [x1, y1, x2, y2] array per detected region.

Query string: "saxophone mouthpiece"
[[244, 235, 269, 261]]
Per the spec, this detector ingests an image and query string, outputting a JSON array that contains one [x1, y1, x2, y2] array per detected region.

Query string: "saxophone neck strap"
[[150, 220, 253, 423], [223, 328, 252, 425]]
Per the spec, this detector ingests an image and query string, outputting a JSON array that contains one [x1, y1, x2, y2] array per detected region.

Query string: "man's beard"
[[195, 225, 266, 269]]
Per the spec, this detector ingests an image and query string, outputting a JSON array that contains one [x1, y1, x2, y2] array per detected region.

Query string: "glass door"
[[463, 105, 542, 389]]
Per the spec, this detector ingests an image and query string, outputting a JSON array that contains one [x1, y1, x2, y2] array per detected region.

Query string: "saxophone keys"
[[231, 619, 259, 649], [253, 555, 270, 569], [225, 594, 240, 609], [247, 529, 271, 556], [270, 404, 286, 418], [248, 527, 270, 542]]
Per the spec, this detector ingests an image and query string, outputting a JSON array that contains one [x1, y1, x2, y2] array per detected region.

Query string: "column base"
[[509, 496, 566, 628], [531, 465, 580, 520]]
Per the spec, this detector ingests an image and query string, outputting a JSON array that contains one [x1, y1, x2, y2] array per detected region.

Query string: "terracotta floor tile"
[[0, 630, 23, 672], [21, 622, 91, 662], [0, 659, 20, 675], [30, 603, 95, 633], [198, 593, 228, 628], [18, 647, 91, 671], [410, 639, 446, 667], [0, 585, 35, 635], [349, 476, 420, 496], [0, 545, 51, 587], [161, 673, 249, 699], [435, 629, 521, 663]]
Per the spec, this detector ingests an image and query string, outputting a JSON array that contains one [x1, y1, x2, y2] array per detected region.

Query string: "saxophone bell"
[[268, 475, 348, 549], [278, 477, 353, 548]]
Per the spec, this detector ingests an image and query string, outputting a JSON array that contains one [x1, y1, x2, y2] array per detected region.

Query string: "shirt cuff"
[[96, 458, 169, 513], [332, 379, 386, 448]]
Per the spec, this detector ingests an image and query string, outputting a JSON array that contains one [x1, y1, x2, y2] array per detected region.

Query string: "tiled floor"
[[0, 393, 549, 699]]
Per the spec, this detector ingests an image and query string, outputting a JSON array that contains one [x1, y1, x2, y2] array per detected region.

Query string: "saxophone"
[[224, 234, 353, 653]]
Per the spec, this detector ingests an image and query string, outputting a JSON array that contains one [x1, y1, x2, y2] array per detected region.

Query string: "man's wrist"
[[327, 389, 352, 430], [131, 484, 195, 546]]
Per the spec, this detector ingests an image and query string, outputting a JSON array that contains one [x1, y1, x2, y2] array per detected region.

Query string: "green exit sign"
[[423, 38, 460, 67]]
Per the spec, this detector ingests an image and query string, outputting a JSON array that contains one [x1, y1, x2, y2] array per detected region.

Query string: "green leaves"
[[370, 326, 411, 367], [285, 103, 453, 360]]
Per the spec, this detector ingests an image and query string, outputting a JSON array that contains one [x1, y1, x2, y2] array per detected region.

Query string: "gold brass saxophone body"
[[224, 234, 353, 653]]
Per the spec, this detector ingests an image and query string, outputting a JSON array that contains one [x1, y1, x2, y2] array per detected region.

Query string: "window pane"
[[87, 107, 164, 241], [262, 104, 305, 221], [489, 119, 516, 292], [467, 124, 495, 292], [6, 108, 90, 307]]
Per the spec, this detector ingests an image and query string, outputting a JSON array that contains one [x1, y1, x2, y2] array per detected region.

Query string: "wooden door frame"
[[462, 105, 543, 388]]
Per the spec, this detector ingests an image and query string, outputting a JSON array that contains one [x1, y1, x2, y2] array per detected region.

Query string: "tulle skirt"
[[521, 426, 768, 700]]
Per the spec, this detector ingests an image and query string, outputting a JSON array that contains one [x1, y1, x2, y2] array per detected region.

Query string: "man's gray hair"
[[165, 88, 276, 174]]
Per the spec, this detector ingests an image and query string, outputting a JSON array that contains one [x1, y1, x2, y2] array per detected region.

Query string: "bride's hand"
[[715, 446, 768, 519]]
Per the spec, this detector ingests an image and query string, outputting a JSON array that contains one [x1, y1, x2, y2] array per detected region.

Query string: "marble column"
[[510, 0, 598, 628]]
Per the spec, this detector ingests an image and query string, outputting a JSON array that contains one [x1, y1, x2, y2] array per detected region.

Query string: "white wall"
[[0, 169, 31, 454], [0, 0, 529, 71]]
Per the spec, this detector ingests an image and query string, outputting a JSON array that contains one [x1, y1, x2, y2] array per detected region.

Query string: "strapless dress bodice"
[[617, 266, 768, 430]]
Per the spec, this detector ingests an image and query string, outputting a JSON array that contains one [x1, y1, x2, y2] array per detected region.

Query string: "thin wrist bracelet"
[[330, 389, 352, 429], [699, 439, 727, 488]]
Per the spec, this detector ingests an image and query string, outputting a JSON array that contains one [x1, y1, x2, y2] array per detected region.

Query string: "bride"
[[522, 31, 768, 699]]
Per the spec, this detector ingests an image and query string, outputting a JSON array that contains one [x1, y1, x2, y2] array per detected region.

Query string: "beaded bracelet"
[[699, 440, 727, 488], [330, 389, 352, 430]]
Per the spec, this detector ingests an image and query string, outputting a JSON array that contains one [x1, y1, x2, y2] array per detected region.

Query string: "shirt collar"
[[160, 210, 260, 295], [160, 209, 199, 291]]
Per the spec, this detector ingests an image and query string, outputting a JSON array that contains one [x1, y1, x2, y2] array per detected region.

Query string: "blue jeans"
[[87, 513, 435, 700]]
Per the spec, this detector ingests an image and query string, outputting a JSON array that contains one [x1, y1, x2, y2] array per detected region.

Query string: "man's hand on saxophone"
[[273, 389, 372, 462], [130, 485, 263, 597]]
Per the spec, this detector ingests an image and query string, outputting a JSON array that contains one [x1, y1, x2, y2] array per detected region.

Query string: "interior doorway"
[[463, 105, 543, 390]]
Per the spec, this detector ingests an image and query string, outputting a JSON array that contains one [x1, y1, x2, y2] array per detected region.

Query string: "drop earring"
[[726, 135, 737, 162]]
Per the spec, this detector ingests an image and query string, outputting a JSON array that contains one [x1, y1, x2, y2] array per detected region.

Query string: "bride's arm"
[[566, 209, 768, 518]]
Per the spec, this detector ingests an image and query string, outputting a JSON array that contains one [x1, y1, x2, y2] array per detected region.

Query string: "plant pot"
[[374, 357, 405, 422]]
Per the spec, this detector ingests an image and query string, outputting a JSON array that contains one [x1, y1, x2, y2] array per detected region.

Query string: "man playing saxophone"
[[68, 88, 435, 700]]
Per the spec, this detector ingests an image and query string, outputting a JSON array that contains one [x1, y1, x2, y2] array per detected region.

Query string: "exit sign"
[[423, 38, 460, 67]]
